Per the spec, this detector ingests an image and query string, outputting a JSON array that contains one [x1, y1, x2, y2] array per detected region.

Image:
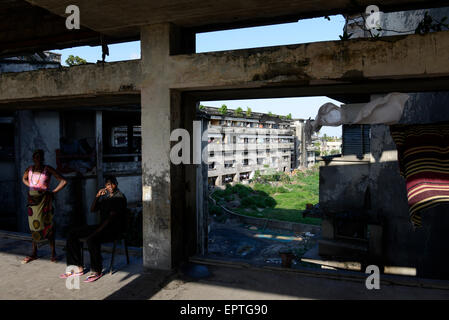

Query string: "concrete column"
[[140, 23, 195, 270], [195, 114, 209, 255], [95, 111, 103, 190]]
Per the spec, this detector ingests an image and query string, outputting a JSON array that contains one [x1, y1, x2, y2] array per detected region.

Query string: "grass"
[[211, 168, 321, 225]]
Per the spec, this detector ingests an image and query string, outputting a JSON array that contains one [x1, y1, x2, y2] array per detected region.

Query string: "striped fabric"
[[390, 123, 449, 227]]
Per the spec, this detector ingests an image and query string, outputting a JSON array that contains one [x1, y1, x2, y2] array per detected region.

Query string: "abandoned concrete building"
[[203, 106, 315, 186], [1, 0, 449, 282]]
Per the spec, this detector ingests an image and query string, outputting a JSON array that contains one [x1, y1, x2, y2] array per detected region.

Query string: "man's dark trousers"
[[66, 225, 119, 273]]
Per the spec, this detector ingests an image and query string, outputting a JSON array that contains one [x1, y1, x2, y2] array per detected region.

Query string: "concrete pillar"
[[195, 114, 209, 255], [95, 111, 103, 190], [140, 23, 195, 270]]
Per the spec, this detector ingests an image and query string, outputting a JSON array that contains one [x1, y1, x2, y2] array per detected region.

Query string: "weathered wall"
[[16, 110, 60, 233], [319, 160, 370, 213], [0, 161, 17, 226], [13, 110, 142, 237]]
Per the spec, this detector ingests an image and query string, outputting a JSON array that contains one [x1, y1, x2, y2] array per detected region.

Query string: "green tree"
[[198, 104, 206, 110], [286, 113, 292, 120], [246, 107, 252, 117], [219, 104, 228, 115], [268, 111, 274, 117], [65, 55, 87, 66], [235, 107, 243, 116]]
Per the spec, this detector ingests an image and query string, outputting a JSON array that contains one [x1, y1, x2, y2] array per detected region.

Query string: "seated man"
[[60, 175, 127, 282]]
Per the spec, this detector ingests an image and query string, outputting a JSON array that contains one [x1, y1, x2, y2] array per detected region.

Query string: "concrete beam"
[[24, 0, 449, 36], [169, 30, 449, 92], [2, 31, 449, 106], [2, 0, 447, 55], [0, 60, 141, 106]]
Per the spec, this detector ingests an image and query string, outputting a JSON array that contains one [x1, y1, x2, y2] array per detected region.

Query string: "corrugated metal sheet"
[[342, 124, 371, 157]]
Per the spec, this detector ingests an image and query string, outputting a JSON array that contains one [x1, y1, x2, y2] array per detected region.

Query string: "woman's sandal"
[[83, 273, 103, 283], [59, 270, 85, 279], [21, 256, 38, 264]]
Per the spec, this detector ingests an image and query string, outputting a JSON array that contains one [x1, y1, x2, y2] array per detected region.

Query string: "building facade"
[[319, 139, 342, 156], [203, 106, 315, 186]]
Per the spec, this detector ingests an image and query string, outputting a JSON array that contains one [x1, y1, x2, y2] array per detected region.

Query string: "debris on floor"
[[207, 221, 320, 269]]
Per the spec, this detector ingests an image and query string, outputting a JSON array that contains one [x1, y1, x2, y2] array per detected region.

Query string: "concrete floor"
[[1, 236, 449, 300]]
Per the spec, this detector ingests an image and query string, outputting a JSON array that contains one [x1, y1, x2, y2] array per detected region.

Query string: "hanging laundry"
[[311, 93, 409, 132], [390, 122, 449, 227]]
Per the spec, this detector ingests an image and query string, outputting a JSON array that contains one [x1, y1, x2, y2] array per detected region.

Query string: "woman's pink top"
[[28, 166, 51, 191]]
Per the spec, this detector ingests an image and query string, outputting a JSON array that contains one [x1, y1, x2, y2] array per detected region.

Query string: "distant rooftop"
[[201, 106, 307, 124], [1, 51, 61, 64]]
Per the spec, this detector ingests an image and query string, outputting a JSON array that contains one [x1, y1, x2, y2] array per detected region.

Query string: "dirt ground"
[[207, 219, 319, 268]]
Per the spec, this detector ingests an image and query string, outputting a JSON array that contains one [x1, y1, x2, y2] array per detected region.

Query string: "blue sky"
[[53, 15, 346, 137]]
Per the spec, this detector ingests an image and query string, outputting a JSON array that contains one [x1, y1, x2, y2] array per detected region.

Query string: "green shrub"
[[212, 189, 225, 198], [241, 196, 257, 207], [223, 185, 234, 196], [219, 104, 228, 115], [264, 197, 276, 208], [65, 55, 87, 66], [233, 184, 251, 198], [210, 204, 223, 216]]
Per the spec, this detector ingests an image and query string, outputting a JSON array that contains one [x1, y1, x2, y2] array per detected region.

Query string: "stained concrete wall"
[[13, 110, 142, 237], [16, 110, 60, 233], [0, 161, 17, 228], [319, 160, 370, 213]]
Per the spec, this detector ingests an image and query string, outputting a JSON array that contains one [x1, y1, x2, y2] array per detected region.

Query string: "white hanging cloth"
[[311, 92, 410, 132]]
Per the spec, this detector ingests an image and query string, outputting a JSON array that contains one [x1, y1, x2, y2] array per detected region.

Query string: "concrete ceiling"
[[0, 0, 136, 57], [25, 0, 449, 35], [1, 0, 448, 56]]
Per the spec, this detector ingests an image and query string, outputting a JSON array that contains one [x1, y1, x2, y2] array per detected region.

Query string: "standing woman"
[[21, 149, 67, 263]]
